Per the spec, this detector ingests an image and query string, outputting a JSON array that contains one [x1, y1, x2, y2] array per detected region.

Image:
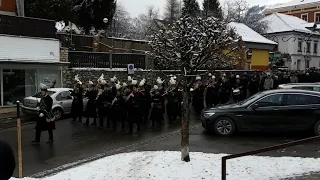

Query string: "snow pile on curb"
[[10, 151, 320, 180]]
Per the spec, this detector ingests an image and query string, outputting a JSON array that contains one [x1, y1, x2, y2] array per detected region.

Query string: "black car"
[[201, 89, 320, 136]]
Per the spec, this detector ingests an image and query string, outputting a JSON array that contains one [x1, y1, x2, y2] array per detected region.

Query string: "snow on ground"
[[10, 151, 320, 180]]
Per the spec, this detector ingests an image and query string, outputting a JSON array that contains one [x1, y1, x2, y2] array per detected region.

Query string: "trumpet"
[[162, 88, 175, 96]]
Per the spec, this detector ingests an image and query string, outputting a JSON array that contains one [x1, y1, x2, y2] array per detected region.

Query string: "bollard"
[[16, 101, 23, 178]]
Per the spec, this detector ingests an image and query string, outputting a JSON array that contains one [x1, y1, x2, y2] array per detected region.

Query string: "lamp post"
[[103, 18, 109, 37]]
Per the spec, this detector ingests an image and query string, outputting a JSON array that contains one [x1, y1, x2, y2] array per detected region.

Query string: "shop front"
[[0, 35, 65, 107]]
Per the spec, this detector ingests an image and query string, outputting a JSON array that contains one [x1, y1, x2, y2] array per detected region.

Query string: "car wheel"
[[314, 121, 320, 136], [213, 117, 236, 136], [52, 108, 63, 120]]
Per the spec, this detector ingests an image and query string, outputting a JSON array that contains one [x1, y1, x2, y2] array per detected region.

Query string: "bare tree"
[[149, 17, 242, 162], [224, 0, 268, 34], [110, 3, 134, 38], [164, 0, 181, 23], [131, 6, 160, 40]]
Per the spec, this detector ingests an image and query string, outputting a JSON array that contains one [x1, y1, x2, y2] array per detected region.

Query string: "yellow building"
[[228, 22, 277, 70]]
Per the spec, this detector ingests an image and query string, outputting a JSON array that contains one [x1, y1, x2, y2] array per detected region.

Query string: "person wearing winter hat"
[[150, 85, 165, 127], [71, 75, 84, 123], [0, 140, 15, 180], [126, 79, 143, 134], [84, 81, 98, 126], [32, 83, 55, 144], [193, 75, 205, 115]]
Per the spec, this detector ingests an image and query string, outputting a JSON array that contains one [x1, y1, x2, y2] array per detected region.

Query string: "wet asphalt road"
[[2, 114, 320, 179], [138, 126, 320, 158], [0, 117, 199, 177]]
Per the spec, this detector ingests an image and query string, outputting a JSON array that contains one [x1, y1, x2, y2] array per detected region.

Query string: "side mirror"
[[252, 103, 259, 110]]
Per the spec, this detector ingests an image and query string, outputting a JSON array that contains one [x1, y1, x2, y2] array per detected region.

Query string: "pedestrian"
[[150, 85, 165, 127], [0, 140, 15, 180], [84, 80, 98, 126], [127, 79, 143, 134], [71, 74, 84, 122], [32, 83, 55, 144]]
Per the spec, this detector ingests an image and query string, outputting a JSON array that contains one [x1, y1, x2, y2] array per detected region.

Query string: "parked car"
[[278, 83, 320, 92], [201, 89, 320, 136], [21, 88, 88, 120]]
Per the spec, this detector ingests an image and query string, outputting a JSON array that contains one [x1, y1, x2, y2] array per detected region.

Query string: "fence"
[[68, 51, 146, 69], [221, 135, 320, 180], [0, 14, 56, 38], [57, 33, 93, 51]]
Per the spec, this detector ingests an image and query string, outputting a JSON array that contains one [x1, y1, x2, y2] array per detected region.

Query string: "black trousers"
[[128, 107, 141, 133], [35, 129, 53, 141]]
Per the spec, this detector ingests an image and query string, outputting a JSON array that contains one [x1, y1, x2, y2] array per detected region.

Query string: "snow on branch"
[[149, 16, 242, 74]]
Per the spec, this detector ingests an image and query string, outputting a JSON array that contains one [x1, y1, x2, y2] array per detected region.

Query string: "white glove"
[[39, 113, 44, 117]]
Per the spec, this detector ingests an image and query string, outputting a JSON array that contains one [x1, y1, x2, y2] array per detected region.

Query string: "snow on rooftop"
[[228, 22, 277, 45], [262, 13, 313, 33], [10, 151, 320, 180], [268, 0, 320, 10]]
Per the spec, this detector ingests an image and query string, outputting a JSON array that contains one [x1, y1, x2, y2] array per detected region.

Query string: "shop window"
[[301, 14, 308, 21], [3, 69, 36, 106]]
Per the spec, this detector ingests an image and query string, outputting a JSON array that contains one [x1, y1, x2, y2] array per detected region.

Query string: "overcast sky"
[[118, 0, 291, 18]]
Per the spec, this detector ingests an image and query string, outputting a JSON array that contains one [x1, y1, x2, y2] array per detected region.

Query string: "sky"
[[118, 0, 292, 18]]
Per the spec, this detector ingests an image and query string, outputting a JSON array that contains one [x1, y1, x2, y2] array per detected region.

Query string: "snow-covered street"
[[10, 151, 320, 180]]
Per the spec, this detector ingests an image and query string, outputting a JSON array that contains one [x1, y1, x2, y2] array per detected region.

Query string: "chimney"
[[16, 0, 25, 16]]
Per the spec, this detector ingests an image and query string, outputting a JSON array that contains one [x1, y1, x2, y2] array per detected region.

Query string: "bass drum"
[[232, 89, 241, 96]]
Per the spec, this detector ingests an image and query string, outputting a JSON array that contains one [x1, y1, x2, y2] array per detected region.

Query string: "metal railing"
[[221, 135, 320, 180], [68, 51, 146, 69], [0, 14, 56, 38]]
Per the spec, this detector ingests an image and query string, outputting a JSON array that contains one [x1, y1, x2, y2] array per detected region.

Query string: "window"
[[256, 94, 284, 107], [316, 13, 320, 23], [307, 41, 311, 53], [301, 14, 308, 21], [286, 94, 312, 105], [313, 87, 320, 92], [56, 91, 72, 101], [309, 96, 320, 104], [298, 39, 302, 52], [306, 60, 310, 68], [314, 41, 318, 54]]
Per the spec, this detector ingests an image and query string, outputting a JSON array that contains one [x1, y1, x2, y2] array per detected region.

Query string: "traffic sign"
[[128, 64, 134, 74]]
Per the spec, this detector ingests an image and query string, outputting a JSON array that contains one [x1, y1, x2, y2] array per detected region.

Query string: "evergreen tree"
[[73, 0, 116, 34], [203, 0, 223, 19], [182, 0, 200, 17], [164, 0, 180, 23]]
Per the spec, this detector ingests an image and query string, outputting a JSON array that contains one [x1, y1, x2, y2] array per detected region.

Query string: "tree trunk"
[[181, 81, 190, 162]]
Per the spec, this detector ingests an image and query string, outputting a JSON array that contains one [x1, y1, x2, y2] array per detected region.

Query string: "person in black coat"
[[110, 84, 125, 131], [32, 83, 54, 144], [96, 83, 108, 127], [150, 85, 165, 127], [126, 83, 143, 134], [193, 76, 205, 115], [71, 75, 84, 122], [84, 81, 98, 126], [0, 140, 15, 180]]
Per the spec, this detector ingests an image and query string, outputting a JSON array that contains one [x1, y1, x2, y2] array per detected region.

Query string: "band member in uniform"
[[220, 73, 230, 104], [111, 82, 125, 131], [127, 79, 143, 134], [232, 75, 243, 102], [32, 83, 54, 144], [96, 75, 108, 127], [205, 75, 219, 108], [139, 79, 151, 125], [166, 77, 179, 124], [84, 81, 98, 126], [193, 75, 205, 115], [150, 85, 165, 127], [71, 75, 84, 122]]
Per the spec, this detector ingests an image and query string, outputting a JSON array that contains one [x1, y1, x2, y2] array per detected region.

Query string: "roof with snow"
[[266, 0, 320, 11], [261, 13, 313, 34], [228, 22, 277, 45]]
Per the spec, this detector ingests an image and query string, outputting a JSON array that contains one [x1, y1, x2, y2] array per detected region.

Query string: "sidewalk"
[[282, 172, 320, 180], [0, 111, 32, 129]]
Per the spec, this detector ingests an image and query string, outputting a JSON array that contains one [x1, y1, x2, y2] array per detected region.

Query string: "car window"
[[286, 94, 312, 105], [56, 91, 72, 101], [292, 86, 313, 91], [313, 87, 320, 92], [256, 94, 284, 107], [308, 96, 320, 105]]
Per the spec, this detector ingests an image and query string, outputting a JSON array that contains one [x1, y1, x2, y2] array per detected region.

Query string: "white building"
[[262, 13, 320, 70], [0, 13, 67, 107]]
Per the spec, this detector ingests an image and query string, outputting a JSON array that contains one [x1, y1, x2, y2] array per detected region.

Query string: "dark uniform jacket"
[[36, 94, 54, 131]]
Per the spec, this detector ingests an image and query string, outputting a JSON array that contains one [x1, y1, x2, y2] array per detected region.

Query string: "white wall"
[[0, 35, 60, 62]]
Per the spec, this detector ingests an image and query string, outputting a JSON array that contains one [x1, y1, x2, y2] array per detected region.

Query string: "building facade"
[[0, 8, 66, 107], [264, 0, 320, 23], [263, 13, 320, 70], [0, 0, 16, 15]]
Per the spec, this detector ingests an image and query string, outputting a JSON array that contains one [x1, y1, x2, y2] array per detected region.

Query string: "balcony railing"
[[0, 14, 56, 38], [69, 51, 146, 69], [57, 33, 93, 51]]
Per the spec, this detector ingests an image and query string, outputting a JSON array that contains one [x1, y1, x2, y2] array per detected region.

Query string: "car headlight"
[[203, 112, 215, 118]]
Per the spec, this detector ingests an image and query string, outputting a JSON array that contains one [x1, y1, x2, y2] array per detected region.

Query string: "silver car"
[[278, 83, 320, 92], [21, 88, 88, 120]]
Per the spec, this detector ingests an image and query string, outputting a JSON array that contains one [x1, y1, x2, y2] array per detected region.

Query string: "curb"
[[31, 123, 201, 178]]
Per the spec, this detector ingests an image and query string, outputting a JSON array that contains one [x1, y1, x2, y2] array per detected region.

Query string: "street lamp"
[[103, 18, 108, 37]]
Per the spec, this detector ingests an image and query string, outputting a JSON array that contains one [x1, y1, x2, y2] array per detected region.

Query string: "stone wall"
[[60, 47, 68, 62], [62, 67, 185, 88]]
